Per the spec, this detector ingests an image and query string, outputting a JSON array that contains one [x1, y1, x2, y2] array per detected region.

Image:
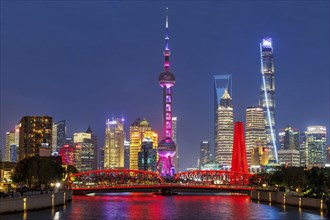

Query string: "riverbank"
[[0, 190, 72, 214], [250, 190, 327, 213]]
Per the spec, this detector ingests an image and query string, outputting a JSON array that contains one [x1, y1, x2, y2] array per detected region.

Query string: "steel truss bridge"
[[67, 169, 254, 194]]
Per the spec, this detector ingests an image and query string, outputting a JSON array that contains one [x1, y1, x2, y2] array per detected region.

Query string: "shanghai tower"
[[259, 37, 278, 163], [156, 8, 176, 177]]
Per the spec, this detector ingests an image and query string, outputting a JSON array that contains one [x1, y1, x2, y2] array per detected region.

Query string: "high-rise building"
[[5, 131, 15, 162], [157, 9, 176, 177], [215, 90, 233, 165], [124, 140, 130, 169], [104, 118, 125, 169], [129, 118, 158, 170], [259, 37, 277, 163], [279, 126, 300, 150], [299, 132, 307, 166], [86, 126, 98, 170], [172, 116, 179, 172], [251, 140, 269, 166], [245, 106, 266, 165], [52, 120, 66, 152], [278, 149, 300, 167], [74, 144, 82, 171], [200, 141, 211, 169], [138, 138, 157, 172], [18, 116, 53, 161], [305, 126, 327, 165], [214, 75, 232, 156], [73, 127, 97, 172]]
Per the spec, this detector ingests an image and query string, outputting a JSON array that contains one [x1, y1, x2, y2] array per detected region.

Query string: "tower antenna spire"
[[164, 7, 170, 71]]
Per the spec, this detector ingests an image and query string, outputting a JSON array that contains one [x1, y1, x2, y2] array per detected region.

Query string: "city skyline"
[[1, 2, 329, 170]]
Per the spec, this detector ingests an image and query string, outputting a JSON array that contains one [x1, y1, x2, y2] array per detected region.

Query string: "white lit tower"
[[157, 8, 176, 177], [259, 37, 278, 163]]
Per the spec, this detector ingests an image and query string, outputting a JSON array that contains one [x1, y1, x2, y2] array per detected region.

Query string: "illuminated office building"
[[172, 116, 179, 172], [124, 140, 130, 169], [251, 140, 269, 166], [215, 89, 233, 165], [52, 120, 66, 152], [86, 126, 98, 170], [5, 131, 15, 162], [129, 118, 158, 170], [200, 141, 211, 169], [214, 75, 232, 155], [18, 116, 53, 161], [245, 106, 266, 165], [278, 149, 300, 167], [305, 126, 327, 165], [73, 127, 97, 172], [104, 118, 125, 169], [259, 37, 277, 163], [279, 126, 300, 150], [138, 138, 157, 172]]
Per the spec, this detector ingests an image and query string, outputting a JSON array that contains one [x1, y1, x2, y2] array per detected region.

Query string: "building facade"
[[305, 126, 327, 165], [73, 128, 96, 172], [124, 140, 130, 169], [18, 116, 53, 161], [138, 138, 157, 172], [214, 75, 232, 157], [52, 120, 66, 153], [172, 116, 179, 172], [129, 118, 158, 170], [104, 118, 125, 169], [251, 144, 269, 166], [245, 106, 266, 165], [215, 89, 233, 165], [259, 37, 277, 163], [5, 131, 15, 162], [200, 141, 211, 169], [279, 126, 300, 150], [278, 149, 300, 167]]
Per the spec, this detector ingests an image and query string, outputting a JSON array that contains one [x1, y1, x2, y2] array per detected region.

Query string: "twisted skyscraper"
[[259, 37, 278, 163], [157, 8, 176, 177]]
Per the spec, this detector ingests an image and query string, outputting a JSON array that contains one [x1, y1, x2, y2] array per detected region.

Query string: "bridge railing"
[[67, 169, 164, 189], [174, 170, 253, 186]]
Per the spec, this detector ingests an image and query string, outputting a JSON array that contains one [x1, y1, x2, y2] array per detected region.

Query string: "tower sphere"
[[158, 137, 176, 157], [159, 71, 176, 87]]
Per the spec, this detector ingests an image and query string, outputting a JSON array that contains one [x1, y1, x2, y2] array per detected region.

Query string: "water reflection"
[[1, 193, 326, 220]]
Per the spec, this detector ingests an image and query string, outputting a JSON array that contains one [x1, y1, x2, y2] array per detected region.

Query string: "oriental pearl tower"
[[156, 8, 176, 177]]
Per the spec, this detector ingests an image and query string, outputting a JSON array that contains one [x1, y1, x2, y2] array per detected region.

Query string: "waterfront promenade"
[[0, 190, 72, 214]]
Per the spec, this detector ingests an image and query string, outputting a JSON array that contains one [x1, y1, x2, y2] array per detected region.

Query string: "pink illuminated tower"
[[156, 8, 176, 177]]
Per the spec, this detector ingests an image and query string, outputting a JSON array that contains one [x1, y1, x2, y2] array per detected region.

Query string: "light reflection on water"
[[1, 193, 326, 220]]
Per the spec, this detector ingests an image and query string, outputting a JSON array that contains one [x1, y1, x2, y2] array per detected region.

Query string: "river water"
[[1, 193, 326, 219]]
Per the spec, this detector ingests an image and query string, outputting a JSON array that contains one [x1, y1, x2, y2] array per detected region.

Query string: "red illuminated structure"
[[231, 122, 248, 173], [67, 169, 253, 193], [58, 144, 74, 165]]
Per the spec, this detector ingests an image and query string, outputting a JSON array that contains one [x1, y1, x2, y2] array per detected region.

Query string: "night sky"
[[1, 1, 329, 170]]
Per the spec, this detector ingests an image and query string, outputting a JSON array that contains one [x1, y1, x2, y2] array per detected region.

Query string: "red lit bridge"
[[67, 170, 254, 195]]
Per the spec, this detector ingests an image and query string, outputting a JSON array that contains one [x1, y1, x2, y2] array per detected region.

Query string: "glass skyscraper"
[[200, 141, 211, 169], [245, 106, 266, 165], [305, 126, 327, 165], [214, 75, 232, 157], [259, 37, 277, 163], [215, 89, 233, 165], [104, 118, 125, 169]]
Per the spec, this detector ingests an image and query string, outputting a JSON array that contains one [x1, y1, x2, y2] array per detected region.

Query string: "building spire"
[[164, 7, 170, 71]]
